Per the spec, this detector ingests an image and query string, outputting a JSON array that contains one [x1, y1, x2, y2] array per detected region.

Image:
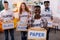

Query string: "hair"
[[4, 1, 8, 4], [34, 6, 41, 8], [19, 2, 30, 14], [34, 6, 41, 19], [44, 1, 50, 4]]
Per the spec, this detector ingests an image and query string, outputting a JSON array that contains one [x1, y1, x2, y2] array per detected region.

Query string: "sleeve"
[[50, 10, 53, 20], [28, 12, 32, 20], [28, 15, 34, 27], [0, 11, 3, 22], [41, 18, 48, 27], [0, 12, 1, 18], [0, 12, 2, 20]]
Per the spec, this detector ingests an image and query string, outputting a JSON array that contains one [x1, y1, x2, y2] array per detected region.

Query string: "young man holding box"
[[0, 1, 14, 40]]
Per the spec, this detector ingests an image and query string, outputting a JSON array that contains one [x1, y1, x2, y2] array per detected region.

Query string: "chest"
[[1, 11, 13, 18], [42, 10, 52, 15], [20, 12, 29, 17], [33, 19, 42, 27]]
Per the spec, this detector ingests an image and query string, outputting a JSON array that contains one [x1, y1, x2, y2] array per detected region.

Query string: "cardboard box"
[[2, 21, 14, 30], [28, 27, 47, 40], [16, 21, 28, 31]]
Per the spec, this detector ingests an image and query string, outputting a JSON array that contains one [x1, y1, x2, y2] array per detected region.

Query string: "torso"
[[41, 8, 52, 21], [0, 9, 13, 22], [32, 18, 43, 27], [20, 11, 29, 24]]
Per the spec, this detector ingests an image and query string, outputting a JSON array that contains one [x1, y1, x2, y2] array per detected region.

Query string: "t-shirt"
[[32, 18, 43, 27], [19, 11, 30, 26], [41, 8, 53, 21], [0, 9, 14, 22]]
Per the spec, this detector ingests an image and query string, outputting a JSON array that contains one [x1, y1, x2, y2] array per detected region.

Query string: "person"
[[31, 6, 43, 27], [41, 1, 53, 21], [19, 2, 31, 40], [41, 1, 53, 40], [0, 1, 14, 40], [28, 5, 49, 40], [28, 5, 47, 29]]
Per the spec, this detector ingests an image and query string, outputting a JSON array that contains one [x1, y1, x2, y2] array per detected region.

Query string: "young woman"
[[19, 2, 31, 40]]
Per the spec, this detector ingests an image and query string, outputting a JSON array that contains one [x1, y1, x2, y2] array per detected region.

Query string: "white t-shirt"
[[32, 18, 43, 27], [41, 8, 53, 21], [0, 9, 14, 22], [19, 11, 30, 25]]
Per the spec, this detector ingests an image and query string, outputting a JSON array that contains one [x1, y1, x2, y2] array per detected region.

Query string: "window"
[[0, 0, 4, 11]]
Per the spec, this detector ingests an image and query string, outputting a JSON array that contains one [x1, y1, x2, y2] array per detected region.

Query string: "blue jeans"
[[4, 29, 14, 40], [21, 31, 27, 40]]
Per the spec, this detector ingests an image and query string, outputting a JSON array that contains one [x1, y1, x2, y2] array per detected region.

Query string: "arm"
[[27, 12, 32, 28], [0, 12, 3, 23], [27, 12, 34, 28], [51, 10, 53, 20], [41, 18, 48, 28]]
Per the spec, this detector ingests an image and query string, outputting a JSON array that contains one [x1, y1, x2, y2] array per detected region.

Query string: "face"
[[4, 3, 8, 10], [34, 7, 41, 14], [21, 4, 25, 10], [44, 3, 50, 8]]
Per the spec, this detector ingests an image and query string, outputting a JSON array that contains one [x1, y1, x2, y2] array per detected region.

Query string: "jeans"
[[4, 29, 14, 40], [21, 31, 27, 40], [46, 28, 50, 40]]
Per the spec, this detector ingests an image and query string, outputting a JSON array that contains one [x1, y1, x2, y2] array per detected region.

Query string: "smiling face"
[[19, 2, 30, 14], [44, 1, 50, 8], [34, 6, 41, 15], [44, 3, 50, 8], [21, 4, 25, 10]]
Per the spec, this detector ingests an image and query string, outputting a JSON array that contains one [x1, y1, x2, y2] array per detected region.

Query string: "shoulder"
[[26, 10, 31, 14], [0, 9, 5, 15], [0, 9, 5, 13]]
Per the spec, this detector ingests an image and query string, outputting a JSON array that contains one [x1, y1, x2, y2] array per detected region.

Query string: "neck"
[[22, 9, 25, 12], [34, 14, 41, 19], [45, 7, 50, 11], [5, 8, 8, 10]]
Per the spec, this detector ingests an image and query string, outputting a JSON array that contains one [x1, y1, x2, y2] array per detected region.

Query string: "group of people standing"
[[0, 1, 53, 40]]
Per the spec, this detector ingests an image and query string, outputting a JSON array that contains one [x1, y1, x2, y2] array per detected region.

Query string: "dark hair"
[[44, 1, 50, 4], [34, 6, 41, 8], [4, 1, 8, 4]]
